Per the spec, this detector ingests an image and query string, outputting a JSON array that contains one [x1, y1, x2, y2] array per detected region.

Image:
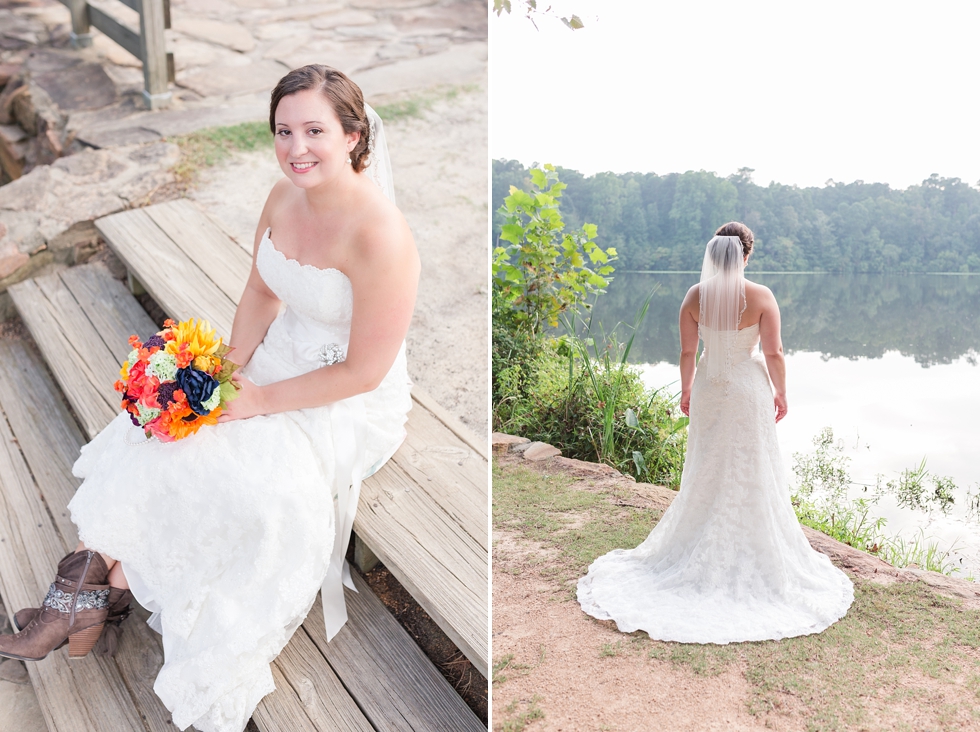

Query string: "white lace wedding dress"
[[67, 229, 413, 731], [577, 323, 853, 643]]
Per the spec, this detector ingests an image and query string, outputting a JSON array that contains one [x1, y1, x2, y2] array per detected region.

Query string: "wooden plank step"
[[95, 206, 238, 331], [8, 262, 159, 442], [95, 200, 489, 677], [0, 340, 172, 732], [303, 572, 484, 731], [10, 252, 485, 728]]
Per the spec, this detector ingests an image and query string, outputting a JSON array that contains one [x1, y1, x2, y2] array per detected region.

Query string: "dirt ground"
[[187, 81, 489, 437], [492, 453, 980, 732], [493, 565, 763, 732]]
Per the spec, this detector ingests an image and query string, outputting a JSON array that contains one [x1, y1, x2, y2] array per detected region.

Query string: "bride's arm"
[[226, 211, 419, 419], [758, 286, 788, 422], [678, 285, 700, 416], [226, 183, 287, 368]]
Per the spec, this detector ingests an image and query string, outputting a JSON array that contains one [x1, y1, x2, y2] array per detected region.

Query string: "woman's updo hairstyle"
[[715, 221, 754, 258], [269, 65, 372, 173]]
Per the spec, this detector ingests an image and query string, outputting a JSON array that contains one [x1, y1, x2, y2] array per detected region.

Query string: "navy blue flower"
[[174, 367, 219, 416]]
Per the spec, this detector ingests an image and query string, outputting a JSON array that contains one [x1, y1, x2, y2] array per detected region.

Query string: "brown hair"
[[269, 65, 371, 173], [715, 221, 754, 258]]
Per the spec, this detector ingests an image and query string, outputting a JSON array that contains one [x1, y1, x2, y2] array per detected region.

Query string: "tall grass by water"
[[791, 427, 974, 578]]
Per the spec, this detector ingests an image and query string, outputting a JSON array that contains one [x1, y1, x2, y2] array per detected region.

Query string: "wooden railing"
[[58, 0, 174, 109]]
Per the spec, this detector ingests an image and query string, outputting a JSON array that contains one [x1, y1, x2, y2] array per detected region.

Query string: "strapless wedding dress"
[[68, 229, 413, 731], [577, 323, 853, 643]]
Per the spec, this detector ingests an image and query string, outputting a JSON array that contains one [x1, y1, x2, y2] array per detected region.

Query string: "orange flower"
[[175, 344, 194, 369], [163, 319, 176, 328], [167, 405, 220, 440]]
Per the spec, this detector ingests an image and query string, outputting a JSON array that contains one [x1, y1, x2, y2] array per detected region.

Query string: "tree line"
[[492, 160, 980, 273]]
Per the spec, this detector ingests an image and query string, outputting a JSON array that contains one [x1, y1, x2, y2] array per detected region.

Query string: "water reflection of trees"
[[590, 273, 980, 367]]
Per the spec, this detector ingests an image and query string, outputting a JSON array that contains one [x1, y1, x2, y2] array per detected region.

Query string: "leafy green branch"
[[493, 164, 616, 336], [492, 0, 584, 30]]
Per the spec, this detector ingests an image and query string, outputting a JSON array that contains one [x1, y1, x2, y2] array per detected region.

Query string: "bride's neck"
[[301, 169, 360, 214]]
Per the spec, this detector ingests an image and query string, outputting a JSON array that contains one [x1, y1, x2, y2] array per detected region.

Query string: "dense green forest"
[[590, 273, 980, 366], [492, 160, 980, 273]]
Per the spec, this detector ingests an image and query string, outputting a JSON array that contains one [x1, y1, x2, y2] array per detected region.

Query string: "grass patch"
[[493, 461, 657, 595], [373, 83, 482, 122], [495, 459, 980, 731], [496, 695, 545, 732], [171, 120, 274, 187]]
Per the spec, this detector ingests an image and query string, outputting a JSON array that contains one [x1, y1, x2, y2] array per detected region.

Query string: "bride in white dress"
[[0, 65, 417, 731], [578, 222, 853, 644]]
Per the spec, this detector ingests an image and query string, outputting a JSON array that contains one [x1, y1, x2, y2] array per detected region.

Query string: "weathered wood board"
[[302, 573, 484, 731], [9, 262, 158, 441], [0, 340, 173, 732]]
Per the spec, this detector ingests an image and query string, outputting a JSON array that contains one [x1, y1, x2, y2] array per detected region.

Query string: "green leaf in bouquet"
[[219, 379, 240, 403], [216, 359, 241, 384]]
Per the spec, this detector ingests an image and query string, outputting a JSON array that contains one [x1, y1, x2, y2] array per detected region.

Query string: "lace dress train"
[[67, 230, 413, 731], [577, 324, 853, 644]]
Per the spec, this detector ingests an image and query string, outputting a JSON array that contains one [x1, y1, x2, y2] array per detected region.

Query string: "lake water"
[[589, 272, 980, 577]]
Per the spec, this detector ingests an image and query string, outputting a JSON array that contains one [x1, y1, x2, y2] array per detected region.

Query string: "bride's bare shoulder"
[[256, 178, 296, 234], [348, 185, 417, 276], [744, 279, 778, 306]]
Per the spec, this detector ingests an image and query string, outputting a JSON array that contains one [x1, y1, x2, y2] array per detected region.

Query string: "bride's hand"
[[680, 390, 691, 416], [217, 374, 266, 422], [774, 393, 788, 423]]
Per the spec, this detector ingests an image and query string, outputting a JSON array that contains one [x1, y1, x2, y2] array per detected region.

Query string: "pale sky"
[[489, 0, 980, 190]]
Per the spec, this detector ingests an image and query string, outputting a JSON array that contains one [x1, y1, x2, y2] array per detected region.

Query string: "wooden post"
[[353, 534, 380, 573], [126, 271, 146, 297], [138, 0, 171, 109], [65, 0, 93, 48]]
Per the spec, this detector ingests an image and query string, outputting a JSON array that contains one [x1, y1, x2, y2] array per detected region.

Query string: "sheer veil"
[[363, 104, 395, 205], [698, 235, 746, 382]]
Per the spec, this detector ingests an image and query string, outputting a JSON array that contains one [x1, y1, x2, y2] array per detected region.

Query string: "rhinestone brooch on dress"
[[317, 343, 345, 366]]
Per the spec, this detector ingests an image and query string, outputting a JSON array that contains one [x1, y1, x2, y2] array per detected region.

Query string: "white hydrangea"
[[146, 351, 178, 381], [201, 387, 222, 412], [136, 402, 161, 427], [127, 348, 139, 369]]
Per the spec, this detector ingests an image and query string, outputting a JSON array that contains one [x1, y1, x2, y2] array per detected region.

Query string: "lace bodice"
[[257, 229, 353, 332], [254, 229, 354, 373], [699, 322, 761, 369]]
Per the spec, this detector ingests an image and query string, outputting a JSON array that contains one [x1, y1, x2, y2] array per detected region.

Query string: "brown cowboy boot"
[[0, 550, 110, 661], [10, 551, 73, 651], [12, 586, 133, 657]]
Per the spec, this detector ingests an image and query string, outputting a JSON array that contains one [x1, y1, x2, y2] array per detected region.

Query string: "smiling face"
[[274, 88, 359, 189]]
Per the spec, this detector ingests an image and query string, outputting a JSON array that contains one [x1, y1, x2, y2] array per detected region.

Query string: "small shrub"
[[495, 337, 687, 486]]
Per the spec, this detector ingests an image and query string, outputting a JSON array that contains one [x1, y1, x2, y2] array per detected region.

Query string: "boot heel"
[[68, 623, 104, 659]]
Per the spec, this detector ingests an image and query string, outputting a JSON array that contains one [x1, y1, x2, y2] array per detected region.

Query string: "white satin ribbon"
[[320, 393, 367, 640]]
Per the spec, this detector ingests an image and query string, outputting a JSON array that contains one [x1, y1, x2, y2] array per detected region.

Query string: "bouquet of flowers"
[[114, 318, 240, 442]]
